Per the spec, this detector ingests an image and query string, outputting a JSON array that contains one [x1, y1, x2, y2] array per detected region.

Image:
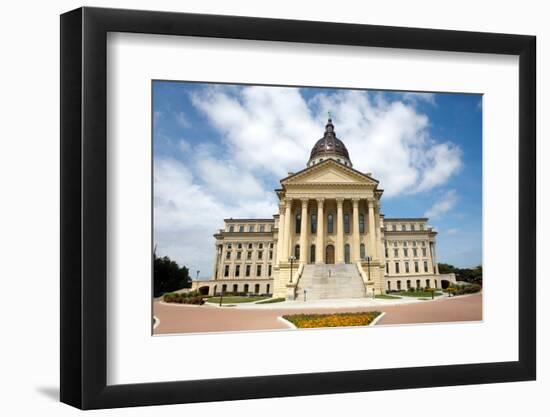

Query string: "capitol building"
[[194, 118, 456, 299]]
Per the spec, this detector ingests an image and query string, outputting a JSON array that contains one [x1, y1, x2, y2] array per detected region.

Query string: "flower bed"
[[283, 311, 381, 329], [163, 292, 205, 305]]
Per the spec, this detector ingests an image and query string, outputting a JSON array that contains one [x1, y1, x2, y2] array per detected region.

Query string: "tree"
[[438, 263, 483, 287], [153, 254, 191, 297]]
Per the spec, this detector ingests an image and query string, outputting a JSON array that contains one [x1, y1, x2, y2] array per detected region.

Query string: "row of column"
[[275, 197, 380, 265]]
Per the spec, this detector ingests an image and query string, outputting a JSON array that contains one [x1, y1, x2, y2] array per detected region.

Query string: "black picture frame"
[[60, 6, 536, 410]]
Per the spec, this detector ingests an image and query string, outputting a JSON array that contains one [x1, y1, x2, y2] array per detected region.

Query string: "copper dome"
[[308, 118, 351, 166]]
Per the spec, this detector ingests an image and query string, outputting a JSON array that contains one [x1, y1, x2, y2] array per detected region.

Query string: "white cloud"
[[401, 92, 437, 106], [446, 228, 459, 235], [191, 86, 461, 197], [424, 190, 458, 219], [174, 111, 191, 128]]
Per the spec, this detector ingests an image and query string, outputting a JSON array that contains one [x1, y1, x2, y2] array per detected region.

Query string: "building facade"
[[195, 119, 455, 298]]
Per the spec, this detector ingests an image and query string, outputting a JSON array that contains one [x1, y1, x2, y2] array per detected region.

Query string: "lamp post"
[[366, 256, 372, 282], [196, 270, 200, 294], [288, 255, 296, 283]]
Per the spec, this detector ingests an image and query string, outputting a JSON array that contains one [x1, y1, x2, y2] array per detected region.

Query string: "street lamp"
[[288, 255, 296, 283], [365, 256, 372, 282]]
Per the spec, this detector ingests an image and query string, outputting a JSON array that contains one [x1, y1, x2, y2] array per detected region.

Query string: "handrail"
[[293, 263, 305, 300], [356, 262, 370, 297]]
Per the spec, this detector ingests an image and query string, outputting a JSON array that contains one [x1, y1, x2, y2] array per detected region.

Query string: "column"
[[352, 199, 361, 262], [336, 198, 344, 263], [374, 202, 382, 260], [276, 201, 286, 266], [299, 199, 309, 264], [431, 242, 439, 274], [282, 198, 292, 260], [315, 198, 325, 264], [367, 198, 377, 260]]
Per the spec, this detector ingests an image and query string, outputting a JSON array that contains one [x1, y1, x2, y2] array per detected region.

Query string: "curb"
[[370, 311, 386, 326], [277, 316, 297, 329]]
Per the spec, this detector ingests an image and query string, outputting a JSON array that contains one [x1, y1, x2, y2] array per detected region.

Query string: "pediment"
[[281, 160, 378, 186]]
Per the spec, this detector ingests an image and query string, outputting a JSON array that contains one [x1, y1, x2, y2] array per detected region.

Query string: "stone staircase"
[[295, 264, 366, 300]]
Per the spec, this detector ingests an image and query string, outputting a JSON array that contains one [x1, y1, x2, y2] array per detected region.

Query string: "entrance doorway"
[[326, 244, 335, 264]]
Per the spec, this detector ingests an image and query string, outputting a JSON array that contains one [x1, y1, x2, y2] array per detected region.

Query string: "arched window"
[[344, 244, 351, 263], [295, 213, 301, 233], [310, 244, 316, 263], [327, 214, 334, 234], [360, 244, 366, 260], [294, 244, 300, 260], [359, 214, 365, 233]]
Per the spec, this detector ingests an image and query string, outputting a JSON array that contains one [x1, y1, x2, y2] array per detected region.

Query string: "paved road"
[[153, 293, 482, 335]]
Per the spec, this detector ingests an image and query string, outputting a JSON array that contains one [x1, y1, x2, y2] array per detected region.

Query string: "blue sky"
[[153, 81, 482, 277]]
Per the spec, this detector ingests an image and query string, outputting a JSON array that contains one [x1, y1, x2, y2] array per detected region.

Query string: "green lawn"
[[396, 290, 443, 298], [206, 296, 269, 304], [375, 294, 402, 300]]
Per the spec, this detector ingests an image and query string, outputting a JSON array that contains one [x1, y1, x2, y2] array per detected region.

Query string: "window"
[[402, 224, 406, 231], [414, 261, 419, 273], [344, 214, 350, 233], [405, 261, 410, 273], [395, 262, 400, 274], [244, 284, 249, 293], [222, 284, 227, 293], [224, 265, 230, 277], [394, 249, 399, 258], [237, 243, 242, 249], [385, 248, 388, 258], [247, 251, 252, 260], [422, 248, 427, 257], [266, 283, 271, 294], [406, 280, 411, 289], [311, 214, 317, 233], [359, 214, 365, 233], [259, 243, 263, 249], [233, 284, 238, 293], [268, 265, 272, 276], [424, 261, 428, 273], [227, 243, 233, 249], [236, 251, 242, 260], [421, 241, 426, 246], [246, 265, 251, 277], [387, 281, 391, 291], [327, 214, 334, 233], [294, 244, 300, 260], [258, 251, 263, 260], [235, 265, 240, 276], [344, 244, 350, 263], [254, 284, 260, 294], [256, 265, 262, 276], [269, 250, 273, 260], [360, 244, 366, 260], [229, 226, 234, 232], [270, 243, 274, 249], [259, 225, 265, 232], [416, 279, 421, 289], [397, 280, 401, 290], [248, 243, 253, 249], [248, 225, 255, 232], [404, 248, 408, 257], [386, 263, 389, 273], [226, 251, 231, 260], [295, 213, 301, 233], [413, 248, 418, 257], [420, 224, 425, 231], [403, 241, 408, 247], [392, 224, 397, 231], [393, 241, 398, 247], [426, 279, 430, 288], [310, 244, 316, 263], [411, 224, 416, 231], [413, 241, 417, 247], [239, 225, 244, 232]]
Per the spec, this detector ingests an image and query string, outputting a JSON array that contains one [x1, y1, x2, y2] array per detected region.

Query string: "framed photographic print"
[[60, 6, 536, 410]]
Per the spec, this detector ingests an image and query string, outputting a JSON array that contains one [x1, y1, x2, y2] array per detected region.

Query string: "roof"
[[279, 158, 379, 184], [309, 118, 350, 163], [384, 217, 429, 222], [224, 218, 275, 223]]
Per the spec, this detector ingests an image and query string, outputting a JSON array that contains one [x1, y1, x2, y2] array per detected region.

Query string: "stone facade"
[[194, 119, 455, 298]]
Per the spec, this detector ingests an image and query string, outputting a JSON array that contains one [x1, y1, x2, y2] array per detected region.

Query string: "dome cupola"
[[307, 118, 352, 167]]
